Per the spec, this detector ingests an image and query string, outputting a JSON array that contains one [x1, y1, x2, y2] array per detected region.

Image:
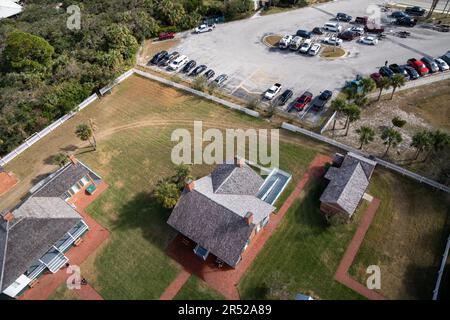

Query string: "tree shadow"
[[60, 144, 78, 153], [111, 191, 176, 251]]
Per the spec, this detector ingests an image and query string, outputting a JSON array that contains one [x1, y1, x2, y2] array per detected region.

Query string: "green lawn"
[[174, 276, 224, 300], [238, 177, 364, 300]]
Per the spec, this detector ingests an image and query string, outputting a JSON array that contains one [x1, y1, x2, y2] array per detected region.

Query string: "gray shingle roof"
[[320, 153, 376, 216], [0, 198, 81, 291], [167, 161, 275, 267]]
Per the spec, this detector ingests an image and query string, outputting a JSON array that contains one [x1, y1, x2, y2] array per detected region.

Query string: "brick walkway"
[[0, 171, 18, 197], [334, 197, 387, 300], [20, 182, 109, 300], [166, 154, 332, 300], [159, 269, 191, 300]]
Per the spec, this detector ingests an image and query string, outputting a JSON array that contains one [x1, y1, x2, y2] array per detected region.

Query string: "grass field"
[[3, 75, 448, 300], [174, 276, 224, 300], [349, 170, 450, 300]]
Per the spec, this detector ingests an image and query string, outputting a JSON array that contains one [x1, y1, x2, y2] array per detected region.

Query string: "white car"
[[435, 58, 449, 71], [308, 43, 321, 56], [359, 36, 378, 45], [195, 24, 215, 33], [168, 55, 189, 71], [264, 83, 282, 100], [323, 36, 343, 46], [279, 35, 293, 49], [349, 26, 364, 36], [299, 39, 312, 54]]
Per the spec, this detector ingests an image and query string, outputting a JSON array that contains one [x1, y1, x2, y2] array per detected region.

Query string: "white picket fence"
[[433, 234, 450, 300], [0, 93, 99, 167], [99, 69, 135, 96]]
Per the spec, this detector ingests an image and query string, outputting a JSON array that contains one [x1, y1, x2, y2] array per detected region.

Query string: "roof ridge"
[[0, 220, 9, 291], [338, 162, 367, 200], [213, 164, 237, 193]]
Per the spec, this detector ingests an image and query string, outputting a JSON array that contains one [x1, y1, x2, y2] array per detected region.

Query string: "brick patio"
[[19, 181, 110, 300], [165, 154, 332, 300], [0, 171, 18, 197]]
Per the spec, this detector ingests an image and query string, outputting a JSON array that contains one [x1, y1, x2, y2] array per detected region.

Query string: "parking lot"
[[155, 0, 450, 125]]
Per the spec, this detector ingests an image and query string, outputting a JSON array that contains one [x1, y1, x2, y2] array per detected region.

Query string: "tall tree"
[[411, 130, 432, 160], [360, 77, 376, 95], [426, 130, 450, 160], [173, 164, 193, 189], [381, 127, 403, 157], [376, 77, 391, 101], [330, 98, 347, 132], [153, 180, 180, 209], [75, 123, 96, 150], [342, 103, 361, 136], [356, 126, 375, 149], [389, 74, 406, 100]]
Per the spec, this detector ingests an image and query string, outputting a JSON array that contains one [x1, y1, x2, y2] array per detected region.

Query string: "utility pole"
[[427, 0, 440, 18]]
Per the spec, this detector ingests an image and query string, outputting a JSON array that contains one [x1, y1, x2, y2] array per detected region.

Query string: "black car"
[[296, 29, 312, 38], [403, 65, 420, 80], [203, 69, 215, 79], [395, 17, 416, 27], [312, 90, 332, 110], [379, 66, 394, 78], [190, 64, 207, 76], [277, 89, 293, 106], [182, 60, 196, 73], [389, 64, 409, 78], [213, 74, 228, 86], [336, 13, 352, 22], [391, 11, 409, 19], [149, 51, 167, 65], [158, 51, 179, 67], [312, 27, 324, 35], [338, 31, 358, 41], [405, 6, 426, 16]]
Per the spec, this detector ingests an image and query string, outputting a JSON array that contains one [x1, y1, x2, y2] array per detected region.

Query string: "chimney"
[[3, 211, 14, 222], [244, 212, 253, 225], [185, 179, 195, 192], [69, 154, 78, 165], [234, 157, 244, 168]]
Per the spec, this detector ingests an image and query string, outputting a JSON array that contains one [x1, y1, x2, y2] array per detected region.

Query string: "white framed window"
[[255, 224, 261, 234], [79, 175, 90, 186], [70, 183, 81, 194]]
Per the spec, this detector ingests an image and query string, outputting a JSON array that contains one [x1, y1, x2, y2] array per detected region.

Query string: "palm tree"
[[376, 77, 391, 101], [360, 77, 376, 95], [330, 98, 347, 132], [356, 126, 375, 149], [389, 74, 406, 100], [381, 127, 403, 158], [342, 103, 361, 136], [426, 129, 450, 160], [411, 130, 432, 160], [75, 123, 96, 150]]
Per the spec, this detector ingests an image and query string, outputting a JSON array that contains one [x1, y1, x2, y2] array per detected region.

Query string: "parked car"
[[149, 51, 168, 65], [370, 72, 383, 84], [441, 51, 450, 65], [289, 36, 303, 51], [389, 63, 409, 78], [312, 27, 324, 35], [336, 13, 352, 22], [421, 57, 439, 73], [404, 65, 420, 80], [296, 29, 312, 39], [359, 35, 378, 45], [168, 55, 189, 71], [279, 35, 293, 49], [264, 83, 282, 100], [379, 66, 394, 78], [311, 90, 332, 110], [277, 89, 293, 106], [391, 11, 409, 19], [182, 60, 197, 73], [308, 43, 321, 56], [349, 26, 364, 36], [338, 30, 358, 41], [293, 91, 313, 111], [213, 74, 228, 86], [190, 64, 207, 76], [195, 24, 215, 33], [323, 22, 342, 33], [354, 16, 368, 25], [435, 58, 450, 71], [299, 39, 312, 54], [405, 6, 426, 16], [407, 58, 429, 76], [203, 69, 215, 79], [158, 32, 175, 41], [323, 36, 343, 46], [365, 24, 384, 34], [395, 17, 416, 27], [158, 51, 179, 67]]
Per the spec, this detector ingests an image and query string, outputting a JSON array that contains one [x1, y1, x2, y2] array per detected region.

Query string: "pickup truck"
[[264, 83, 282, 100], [195, 24, 215, 33]]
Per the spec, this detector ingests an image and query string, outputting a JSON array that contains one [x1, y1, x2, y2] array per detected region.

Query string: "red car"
[[407, 58, 429, 76], [370, 72, 383, 85], [293, 91, 313, 111], [158, 32, 176, 41]]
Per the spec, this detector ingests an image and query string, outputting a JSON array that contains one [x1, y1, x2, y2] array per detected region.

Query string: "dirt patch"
[[320, 46, 347, 59], [138, 38, 180, 65], [262, 34, 281, 47], [0, 171, 18, 196]]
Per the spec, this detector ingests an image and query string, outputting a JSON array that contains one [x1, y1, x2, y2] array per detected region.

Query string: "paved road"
[[172, 0, 450, 124]]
